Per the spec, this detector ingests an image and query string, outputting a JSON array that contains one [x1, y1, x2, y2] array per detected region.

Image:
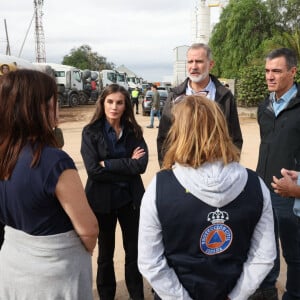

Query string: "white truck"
[[127, 75, 143, 92], [100, 69, 129, 91], [100, 69, 117, 89], [34, 63, 81, 107], [116, 71, 129, 90], [0, 56, 82, 108], [127, 75, 138, 90], [0, 54, 37, 74]]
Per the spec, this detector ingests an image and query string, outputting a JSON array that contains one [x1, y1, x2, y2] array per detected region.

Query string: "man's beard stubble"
[[188, 70, 209, 83]]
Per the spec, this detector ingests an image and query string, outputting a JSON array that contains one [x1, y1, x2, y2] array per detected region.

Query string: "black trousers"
[[95, 202, 144, 300], [131, 98, 139, 113]]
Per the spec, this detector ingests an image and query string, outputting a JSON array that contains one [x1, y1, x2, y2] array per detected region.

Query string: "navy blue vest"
[[156, 168, 263, 300]]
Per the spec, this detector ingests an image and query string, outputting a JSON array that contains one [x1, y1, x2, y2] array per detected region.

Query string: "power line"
[[18, 13, 35, 57]]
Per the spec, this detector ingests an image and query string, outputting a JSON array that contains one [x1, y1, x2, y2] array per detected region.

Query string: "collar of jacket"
[[91, 117, 137, 137], [171, 74, 231, 103], [265, 82, 300, 113]]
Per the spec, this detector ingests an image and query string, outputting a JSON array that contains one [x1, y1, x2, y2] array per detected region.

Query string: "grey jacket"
[[151, 90, 160, 110]]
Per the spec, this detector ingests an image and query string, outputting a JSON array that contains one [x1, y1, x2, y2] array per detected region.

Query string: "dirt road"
[[59, 104, 285, 299]]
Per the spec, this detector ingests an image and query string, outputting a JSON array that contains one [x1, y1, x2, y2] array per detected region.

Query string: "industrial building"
[[173, 0, 228, 86]]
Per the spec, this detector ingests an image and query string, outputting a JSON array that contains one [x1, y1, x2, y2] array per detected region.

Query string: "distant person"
[[131, 87, 140, 114], [138, 95, 275, 300], [147, 84, 161, 128], [253, 47, 300, 300], [89, 80, 98, 102], [157, 43, 243, 167], [81, 84, 148, 300], [91, 79, 97, 91], [0, 64, 10, 75], [53, 126, 64, 149], [52, 101, 65, 149], [0, 69, 99, 299]]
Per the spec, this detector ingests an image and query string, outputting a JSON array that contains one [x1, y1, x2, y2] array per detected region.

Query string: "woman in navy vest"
[[138, 95, 276, 300]]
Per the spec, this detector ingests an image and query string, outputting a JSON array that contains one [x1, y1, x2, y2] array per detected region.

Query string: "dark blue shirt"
[[103, 119, 132, 209], [0, 145, 76, 235]]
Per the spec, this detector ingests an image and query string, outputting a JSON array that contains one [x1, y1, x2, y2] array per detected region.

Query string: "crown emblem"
[[207, 208, 229, 224]]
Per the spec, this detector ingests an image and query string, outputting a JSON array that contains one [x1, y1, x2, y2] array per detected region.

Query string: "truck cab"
[[45, 63, 82, 107], [100, 69, 117, 89], [116, 71, 129, 90]]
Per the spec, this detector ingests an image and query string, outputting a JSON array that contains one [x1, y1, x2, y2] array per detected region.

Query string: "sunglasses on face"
[[173, 91, 209, 104]]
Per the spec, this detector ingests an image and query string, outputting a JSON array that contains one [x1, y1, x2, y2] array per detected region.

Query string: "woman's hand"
[[131, 147, 145, 159]]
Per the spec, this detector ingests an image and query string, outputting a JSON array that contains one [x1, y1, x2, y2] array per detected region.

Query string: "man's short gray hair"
[[187, 43, 213, 61]]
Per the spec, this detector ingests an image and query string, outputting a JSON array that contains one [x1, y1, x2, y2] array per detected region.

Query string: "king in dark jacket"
[[157, 43, 243, 167]]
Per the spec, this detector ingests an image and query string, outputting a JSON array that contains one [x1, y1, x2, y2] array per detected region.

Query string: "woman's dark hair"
[[0, 69, 58, 179], [90, 83, 143, 139]]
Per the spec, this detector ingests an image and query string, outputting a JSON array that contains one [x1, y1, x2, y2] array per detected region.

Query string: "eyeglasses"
[[173, 90, 209, 104]]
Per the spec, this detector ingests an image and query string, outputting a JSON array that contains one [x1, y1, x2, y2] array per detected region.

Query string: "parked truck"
[[100, 69, 117, 88], [116, 71, 129, 90], [0, 54, 36, 75], [34, 63, 82, 107], [80, 69, 101, 104]]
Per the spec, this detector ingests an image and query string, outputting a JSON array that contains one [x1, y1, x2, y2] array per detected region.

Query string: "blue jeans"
[[149, 108, 161, 127], [261, 192, 300, 300]]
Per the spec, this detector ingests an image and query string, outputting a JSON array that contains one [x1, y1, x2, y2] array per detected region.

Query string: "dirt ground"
[[59, 104, 285, 300]]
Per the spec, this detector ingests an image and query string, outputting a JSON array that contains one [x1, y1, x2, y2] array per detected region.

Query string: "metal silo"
[[193, 0, 210, 44], [173, 45, 189, 86]]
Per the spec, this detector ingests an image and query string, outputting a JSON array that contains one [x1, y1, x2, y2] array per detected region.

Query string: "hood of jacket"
[[172, 161, 248, 207]]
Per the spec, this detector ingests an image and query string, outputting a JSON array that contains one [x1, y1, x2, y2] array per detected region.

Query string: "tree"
[[209, 0, 273, 78], [209, 0, 300, 106], [62, 45, 115, 71], [260, 0, 300, 60], [235, 65, 268, 107], [282, 30, 300, 62], [265, 0, 300, 32]]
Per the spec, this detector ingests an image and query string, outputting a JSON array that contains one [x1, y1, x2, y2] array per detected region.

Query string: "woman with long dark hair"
[[81, 84, 148, 300], [0, 69, 99, 299]]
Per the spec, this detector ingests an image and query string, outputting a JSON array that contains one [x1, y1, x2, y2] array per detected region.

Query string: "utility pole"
[[34, 0, 46, 62], [4, 19, 11, 55]]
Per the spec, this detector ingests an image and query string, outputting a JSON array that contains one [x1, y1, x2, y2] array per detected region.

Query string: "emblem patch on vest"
[[200, 208, 232, 255]]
